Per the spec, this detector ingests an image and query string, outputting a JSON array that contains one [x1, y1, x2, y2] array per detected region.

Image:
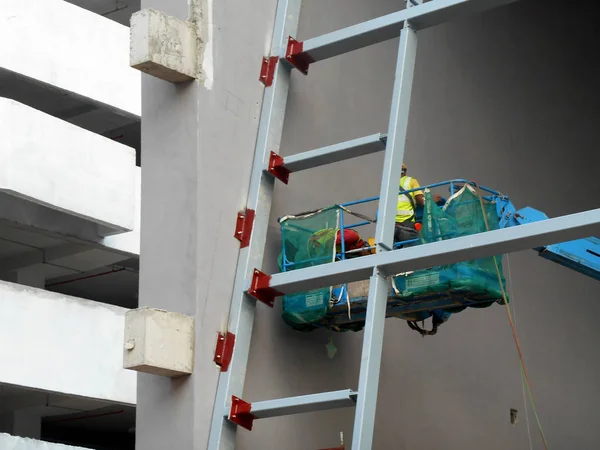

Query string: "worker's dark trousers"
[[394, 221, 418, 247]]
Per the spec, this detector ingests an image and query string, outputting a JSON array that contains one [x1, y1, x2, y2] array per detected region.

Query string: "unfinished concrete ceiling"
[[65, 0, 140, 26], [0, 221, 138, 309], [0, 383, 135, 446]]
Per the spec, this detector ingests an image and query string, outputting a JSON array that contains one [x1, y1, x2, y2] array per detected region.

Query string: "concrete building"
[[1, 0, 600, 450], [0, 0, 140, 448]]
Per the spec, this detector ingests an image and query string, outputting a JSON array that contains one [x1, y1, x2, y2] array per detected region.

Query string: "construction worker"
[[394, 163, 424, 246], [368, 164, 443, 250]]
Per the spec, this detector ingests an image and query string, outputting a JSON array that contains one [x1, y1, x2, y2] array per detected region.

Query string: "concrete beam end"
[[130, 9, 200, 84], [123, 307, 195, 377]]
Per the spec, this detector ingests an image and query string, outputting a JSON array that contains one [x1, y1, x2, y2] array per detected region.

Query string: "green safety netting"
[[277, 184, 509, 331], [278, 206, 339, 330], [392, 185, 509, 311]]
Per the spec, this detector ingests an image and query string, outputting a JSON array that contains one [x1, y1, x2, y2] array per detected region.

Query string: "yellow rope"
[[473, 182, 549, 450]]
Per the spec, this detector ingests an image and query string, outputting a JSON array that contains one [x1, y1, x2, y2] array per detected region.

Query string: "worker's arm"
[[411, 178, 443, 205], [410, 178, 426, 206], [418, 193, 443, 205]]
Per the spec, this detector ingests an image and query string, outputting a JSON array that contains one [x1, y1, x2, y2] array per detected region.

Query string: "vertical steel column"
[[351, 12, 419, 450], [207, 0, 302, 449]]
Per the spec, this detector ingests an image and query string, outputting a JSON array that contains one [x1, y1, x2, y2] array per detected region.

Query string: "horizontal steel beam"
[[299, 0, 519, 63], [408, 0, 520, 29], [225, 389, 357, 419], [282, 133, 386, 173], [258, 208, 600, 295]]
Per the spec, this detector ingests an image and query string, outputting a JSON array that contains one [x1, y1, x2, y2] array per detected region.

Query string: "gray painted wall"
[[138, 0, 600, 448], [137, 0, 279, 448], [240, 0, 600, 449]]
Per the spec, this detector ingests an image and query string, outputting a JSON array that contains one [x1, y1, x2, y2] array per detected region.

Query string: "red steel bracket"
[[259, 56, 278, 87], [229, 395, 255, 431], [268, 151, 290, 184], [213, 331, 235, 372], [234, 209, 255, 248], [285, 36, 314, 75], [248, 268, 283, 307]]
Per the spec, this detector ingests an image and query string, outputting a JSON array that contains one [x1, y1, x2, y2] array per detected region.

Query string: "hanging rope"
[[506, 254, 534, 450], [473, 182, 549, 450], [338, 205, 376, 223]]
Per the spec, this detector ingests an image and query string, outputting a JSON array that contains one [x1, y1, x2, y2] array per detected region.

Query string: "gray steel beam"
[[207, 0, 302, 448], [260, 208, 600, 296], [351, 272, 390, 449], [281, 133, 386, 173], [224, 390, 357, 419], [351, 18, 419, 450], [408, 0, 520, 29], [298, 0, 519, 63]]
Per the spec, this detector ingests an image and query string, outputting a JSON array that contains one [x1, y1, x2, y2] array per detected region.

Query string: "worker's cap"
[[402, 163, 407, 170]]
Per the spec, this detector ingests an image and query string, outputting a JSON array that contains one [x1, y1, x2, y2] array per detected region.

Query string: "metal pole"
[[351, 15, 419, 450], [375, 24, 418, 252], [207, 0, 302, 448]]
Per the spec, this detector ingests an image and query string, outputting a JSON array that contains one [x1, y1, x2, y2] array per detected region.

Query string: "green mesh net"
[[278, 185, 509, 331], [278, 206, 340, 330], [392, 185, 509, 307]]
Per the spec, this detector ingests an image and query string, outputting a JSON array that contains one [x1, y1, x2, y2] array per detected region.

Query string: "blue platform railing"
[[279, 179, 505, 273]]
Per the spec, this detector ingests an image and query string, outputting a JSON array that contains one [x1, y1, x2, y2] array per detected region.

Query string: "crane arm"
[[495, 198, 600, 281]]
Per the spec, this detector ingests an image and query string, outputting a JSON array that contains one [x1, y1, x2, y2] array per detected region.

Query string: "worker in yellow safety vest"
[[394, 163, 425, 246]]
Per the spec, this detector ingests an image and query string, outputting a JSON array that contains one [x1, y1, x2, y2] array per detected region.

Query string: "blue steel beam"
[[351, 14, 419, 450], [259, 208, 600, 296], [280, 133, 386, 173], [224, 390, 358, 419], [294, 0, 520, 64], [207, 0, 302, 448]]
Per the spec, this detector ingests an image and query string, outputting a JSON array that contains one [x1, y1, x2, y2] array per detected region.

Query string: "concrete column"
[[0, 411, 41, 439], [0, 412, 10, 434], [137, 0, 277, 449], [12, 411, 41, 440], [15, 266, 45, 289], [1, 266, 46, 288]]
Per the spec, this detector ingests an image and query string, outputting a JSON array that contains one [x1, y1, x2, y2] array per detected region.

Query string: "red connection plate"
[[248, 269, 283, 307], [234, 209, 255, 248], [213, 331, 235, 372], [285, 36, 314, 75], [229, 396, 254, 431], [259, 56, 278, 87], [267, 151, 290, 184]]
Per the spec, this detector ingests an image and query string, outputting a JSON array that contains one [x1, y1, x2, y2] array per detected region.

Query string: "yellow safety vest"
[[396, 176, 416, 223]]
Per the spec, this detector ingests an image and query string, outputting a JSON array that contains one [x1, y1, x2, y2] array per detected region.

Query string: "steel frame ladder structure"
[[208, 0, 600, 448]]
